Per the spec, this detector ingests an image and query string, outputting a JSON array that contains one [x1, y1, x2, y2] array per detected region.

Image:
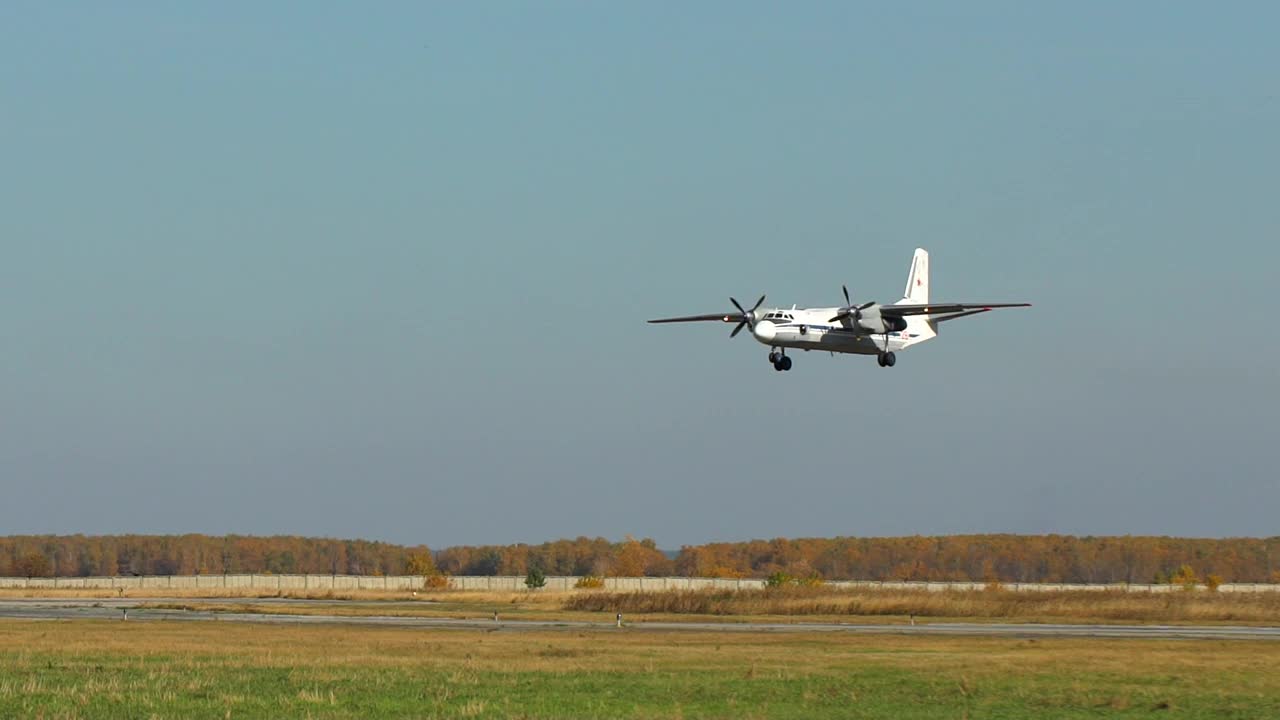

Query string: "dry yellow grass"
[[0, 619, 1275, 677], [565, 586, 1280, 624], [11, 585, 1280, 626]]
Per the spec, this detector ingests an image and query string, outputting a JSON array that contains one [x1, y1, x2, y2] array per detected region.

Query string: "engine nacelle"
[[855, 308, 908, 334]]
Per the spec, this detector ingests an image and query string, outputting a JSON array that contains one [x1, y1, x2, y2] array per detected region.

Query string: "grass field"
[[565, 586, 1280, 624], [9, 584, 1280, 621], [1, 620, 1278, 719], [103, 585, 1280, 627]]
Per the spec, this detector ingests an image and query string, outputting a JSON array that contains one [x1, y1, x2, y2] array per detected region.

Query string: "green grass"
[[1, 620, 1278, 718]]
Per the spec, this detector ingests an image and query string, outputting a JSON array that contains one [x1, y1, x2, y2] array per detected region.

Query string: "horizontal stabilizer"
[[883, 302, 1031, 317]]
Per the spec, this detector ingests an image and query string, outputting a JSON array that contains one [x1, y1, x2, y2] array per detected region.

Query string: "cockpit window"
[[763, 312, 793, 323]]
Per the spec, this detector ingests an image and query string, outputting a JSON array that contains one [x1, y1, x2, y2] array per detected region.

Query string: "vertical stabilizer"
[[895, 248, 936, 346], [902, 248, 929, 304]]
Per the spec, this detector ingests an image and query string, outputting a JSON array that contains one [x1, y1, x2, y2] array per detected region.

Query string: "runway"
[[2, 598, 1278, 640]]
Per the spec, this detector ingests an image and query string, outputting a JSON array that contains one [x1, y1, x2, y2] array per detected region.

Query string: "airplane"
[[648, 248, 1029, 370]]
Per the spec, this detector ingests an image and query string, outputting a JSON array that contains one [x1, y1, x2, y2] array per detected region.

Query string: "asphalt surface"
[[2, 598, 1278, 640]]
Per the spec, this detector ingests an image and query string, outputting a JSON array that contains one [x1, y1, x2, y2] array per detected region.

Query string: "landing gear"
[[769, 349, 792, 372], [877, 352, 896, 368]]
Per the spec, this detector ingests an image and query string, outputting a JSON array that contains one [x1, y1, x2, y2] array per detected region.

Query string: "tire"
[[885, 352, 896, 367], [780, 356, 793, 371]]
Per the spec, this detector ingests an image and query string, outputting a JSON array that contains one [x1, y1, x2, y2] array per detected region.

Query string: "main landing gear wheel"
[[877, 352, 897, 368], [769, 350, 792, 372]]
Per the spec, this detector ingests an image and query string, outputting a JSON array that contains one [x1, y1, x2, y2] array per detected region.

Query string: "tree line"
[[2, 534, 1279, 583], [0, 534, 427, 578]]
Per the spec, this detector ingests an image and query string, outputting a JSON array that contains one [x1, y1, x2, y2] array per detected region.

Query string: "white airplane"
[[649, 248, 1029, 370]]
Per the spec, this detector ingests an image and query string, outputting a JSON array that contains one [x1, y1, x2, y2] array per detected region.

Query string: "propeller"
[[829, 285, 875, 323], [728, 294, 766, 338]]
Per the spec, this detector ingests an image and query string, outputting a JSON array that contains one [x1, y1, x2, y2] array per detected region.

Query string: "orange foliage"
[[3, 533, 1280, 584], [0, 535, 426, 577]]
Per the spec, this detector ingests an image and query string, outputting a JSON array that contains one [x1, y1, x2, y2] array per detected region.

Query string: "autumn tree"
[[404, 549, 438, 576], [6, 533, 1280, 584], [1170, 564, 1199, 590], [15, 552, 51, 578], [610, 537, 670, 577]]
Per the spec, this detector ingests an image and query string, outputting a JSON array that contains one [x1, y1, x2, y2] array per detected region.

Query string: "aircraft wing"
[[929, 308, 994, 323], [881, 302, 1030, 317], [647, 312, 738, 324]]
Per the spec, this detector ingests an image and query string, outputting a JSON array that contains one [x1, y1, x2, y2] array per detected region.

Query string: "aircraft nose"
[[753, 320, 776, 342]]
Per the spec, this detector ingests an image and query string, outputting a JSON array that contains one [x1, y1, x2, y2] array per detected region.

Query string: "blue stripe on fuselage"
[[774, 324, 916, 338]]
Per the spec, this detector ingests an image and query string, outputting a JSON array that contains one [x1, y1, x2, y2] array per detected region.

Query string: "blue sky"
[[2, 3, 1277, 547]]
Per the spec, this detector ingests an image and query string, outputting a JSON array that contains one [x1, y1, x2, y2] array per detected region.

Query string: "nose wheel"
[[877, 352, 897, 368], [768, 349, 793, 372]]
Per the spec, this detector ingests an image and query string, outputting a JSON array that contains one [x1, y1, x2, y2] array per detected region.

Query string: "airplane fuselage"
[[744, 307, 918, 356]]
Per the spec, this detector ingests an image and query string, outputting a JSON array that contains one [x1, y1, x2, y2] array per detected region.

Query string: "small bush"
[[765, 572, 793, 588], [574, 575, 604, 589], [1171, 565, 1199, 591], [1205, 574, 1223, 592], [525, 568, 547, 590], [423, 574, 451, 590]]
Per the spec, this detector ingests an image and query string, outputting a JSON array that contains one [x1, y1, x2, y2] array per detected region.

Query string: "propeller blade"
[[831, 287, 869, 322], [729, 295, 763, 335]]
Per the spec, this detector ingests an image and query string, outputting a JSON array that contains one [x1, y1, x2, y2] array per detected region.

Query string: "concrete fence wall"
[[0, 575, 1277, 593]]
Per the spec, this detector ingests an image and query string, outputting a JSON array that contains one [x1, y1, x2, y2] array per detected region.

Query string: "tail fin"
[[895, 248, 936, 346], [902, 248, 929, 304]]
